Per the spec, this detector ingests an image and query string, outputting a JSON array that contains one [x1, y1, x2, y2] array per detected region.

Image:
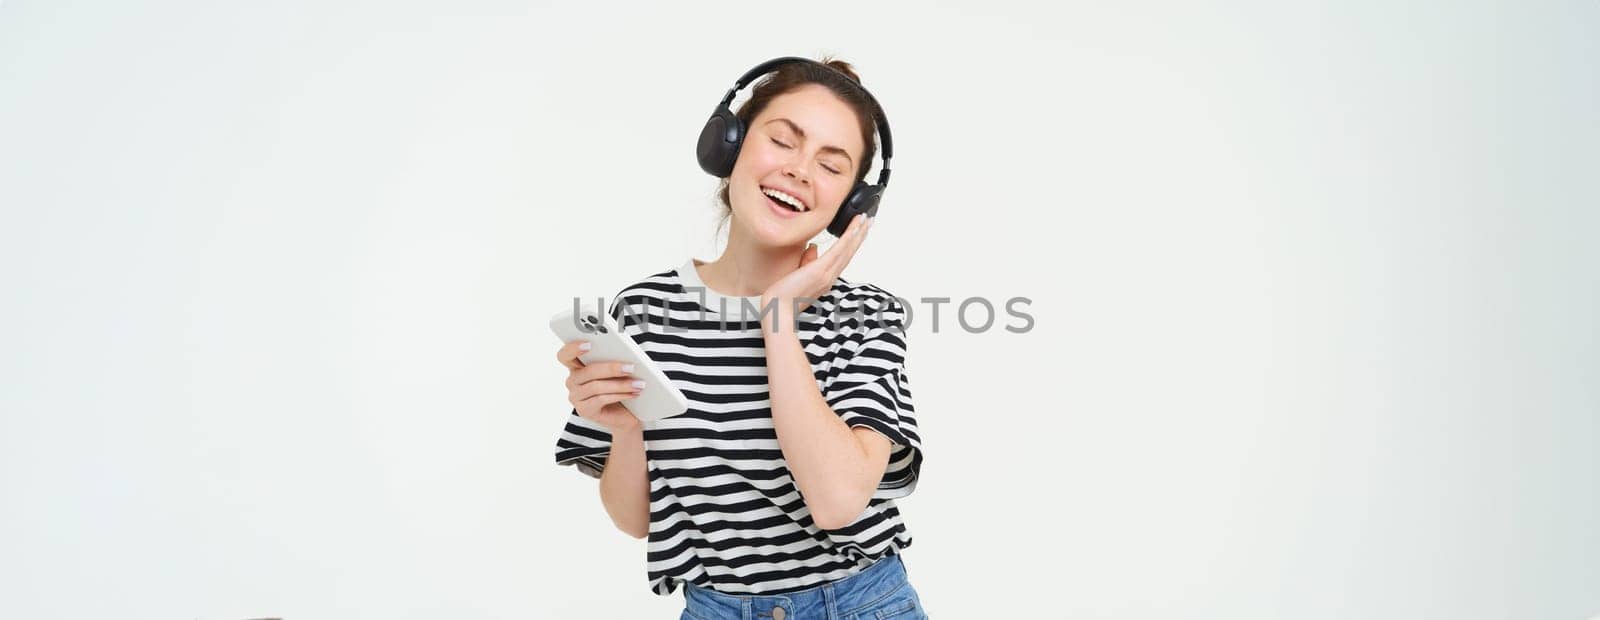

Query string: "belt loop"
[[822, 581, 838, 620]]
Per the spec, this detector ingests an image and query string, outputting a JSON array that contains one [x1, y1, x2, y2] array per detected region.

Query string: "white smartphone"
[[549, 300, 689, 422]]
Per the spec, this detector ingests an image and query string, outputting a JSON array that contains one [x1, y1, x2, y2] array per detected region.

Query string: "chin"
[[737, 214, 809, 249], [733, 196, 818, 248]]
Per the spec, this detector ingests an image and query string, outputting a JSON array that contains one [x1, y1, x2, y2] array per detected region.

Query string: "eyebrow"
[[765, 118, 854, 166]]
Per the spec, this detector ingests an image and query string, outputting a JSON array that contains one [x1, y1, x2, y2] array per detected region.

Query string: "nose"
[[782, 160, 809, 185]]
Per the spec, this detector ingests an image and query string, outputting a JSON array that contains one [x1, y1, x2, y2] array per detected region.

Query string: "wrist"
[[760, 307, 798, 337], [758, 293, 783, 313], [760, 296, 814, 333], [607, 417, 644, 437]]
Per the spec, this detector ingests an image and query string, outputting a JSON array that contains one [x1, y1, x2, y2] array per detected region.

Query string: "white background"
[[2, 1, 1596, 618]]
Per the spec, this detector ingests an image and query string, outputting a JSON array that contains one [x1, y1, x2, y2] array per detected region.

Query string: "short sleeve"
[[822, 294, 922, 499], [554, 408, 613, 479], [551, 293, 630, 480]]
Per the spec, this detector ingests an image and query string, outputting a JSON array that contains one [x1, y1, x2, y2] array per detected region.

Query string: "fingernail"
[[631, 380, 646, 390], [579, 342, 592, 351], [621, 363, 635, 373]]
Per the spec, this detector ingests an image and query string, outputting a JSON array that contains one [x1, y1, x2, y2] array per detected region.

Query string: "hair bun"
[[819, 56, 862, 84]]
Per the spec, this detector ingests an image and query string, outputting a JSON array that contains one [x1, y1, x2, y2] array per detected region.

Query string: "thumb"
[[800, 243, 819, 266]]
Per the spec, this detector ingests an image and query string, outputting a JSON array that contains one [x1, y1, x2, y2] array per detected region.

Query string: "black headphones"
[[695, 56, 894, 238]]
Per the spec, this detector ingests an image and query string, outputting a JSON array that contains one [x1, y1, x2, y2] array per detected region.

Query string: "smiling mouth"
[[765, 193, 801, 214], [761, 187, 807, 213]]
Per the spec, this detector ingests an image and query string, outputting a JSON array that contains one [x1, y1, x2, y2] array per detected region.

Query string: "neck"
[[698, 221, 806, 298]]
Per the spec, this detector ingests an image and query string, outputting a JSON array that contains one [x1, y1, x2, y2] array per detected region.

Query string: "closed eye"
[[772, 137, 841, 175]]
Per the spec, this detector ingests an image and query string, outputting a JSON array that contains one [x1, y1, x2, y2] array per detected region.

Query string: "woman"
[[554, 56, 927, 619]]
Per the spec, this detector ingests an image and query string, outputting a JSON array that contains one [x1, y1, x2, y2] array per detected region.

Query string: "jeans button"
[[771, 606, 785, 620]]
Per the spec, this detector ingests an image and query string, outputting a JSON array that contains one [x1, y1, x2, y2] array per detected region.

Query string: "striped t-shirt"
[[553, 257, 923, 596]]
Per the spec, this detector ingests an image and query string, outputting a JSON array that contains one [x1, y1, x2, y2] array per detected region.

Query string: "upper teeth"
[[763, 188, 806, 211]]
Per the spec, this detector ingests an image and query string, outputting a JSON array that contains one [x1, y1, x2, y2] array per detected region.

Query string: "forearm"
[[763, 318, 876, 529], [598, 422, 651, 538]]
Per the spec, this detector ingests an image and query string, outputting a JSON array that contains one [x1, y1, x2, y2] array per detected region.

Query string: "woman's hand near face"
[[760, 213, 871, 318], [557, 340, 644, 434]]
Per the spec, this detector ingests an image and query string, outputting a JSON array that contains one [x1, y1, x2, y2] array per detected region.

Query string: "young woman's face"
[[728, 84, 866, 248]]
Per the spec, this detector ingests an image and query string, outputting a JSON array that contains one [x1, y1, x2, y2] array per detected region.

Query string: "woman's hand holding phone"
[[557, 340, 645, 434]]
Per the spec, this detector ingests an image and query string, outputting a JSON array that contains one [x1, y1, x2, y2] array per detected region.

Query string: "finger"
[[556, 340, 591, 370], [831, 213, 868, 255], [799, 243, 819, 268], [576, 376, 645, 401], [571, 360, 635, 387], [849, 214, 871, 248], [580, 391, 640, 411], [579, 380, 646, 415], [826, 214, 870, 272]]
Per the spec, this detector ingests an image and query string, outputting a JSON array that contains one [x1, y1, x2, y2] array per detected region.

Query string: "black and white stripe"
[[554, 258, 922, 596]]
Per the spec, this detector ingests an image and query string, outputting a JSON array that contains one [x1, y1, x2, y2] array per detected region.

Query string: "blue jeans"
[[679, 554, 928, 620]]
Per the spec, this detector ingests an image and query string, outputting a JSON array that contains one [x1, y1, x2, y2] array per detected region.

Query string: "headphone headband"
[[716, 56, 893, 187]]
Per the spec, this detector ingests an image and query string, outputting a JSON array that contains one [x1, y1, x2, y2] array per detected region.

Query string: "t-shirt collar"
[[679, 258, 765, 315]]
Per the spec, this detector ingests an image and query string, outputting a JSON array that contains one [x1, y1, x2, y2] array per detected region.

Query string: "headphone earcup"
[[696, 107, 746, 178], [827, 182, 883, 237]]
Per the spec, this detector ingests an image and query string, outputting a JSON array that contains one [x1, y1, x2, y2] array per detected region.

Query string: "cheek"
[[736, 139, 783, 176], [820, 179, 852, 211]]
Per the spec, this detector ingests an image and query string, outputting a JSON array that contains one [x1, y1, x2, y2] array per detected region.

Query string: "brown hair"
[[714, 56, 881, 231]]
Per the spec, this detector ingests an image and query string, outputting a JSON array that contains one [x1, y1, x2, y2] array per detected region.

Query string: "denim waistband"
[[682, 553, 909, 620]]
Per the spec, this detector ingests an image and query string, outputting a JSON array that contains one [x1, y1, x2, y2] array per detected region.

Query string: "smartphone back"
[[549, 301, 689, 422]]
